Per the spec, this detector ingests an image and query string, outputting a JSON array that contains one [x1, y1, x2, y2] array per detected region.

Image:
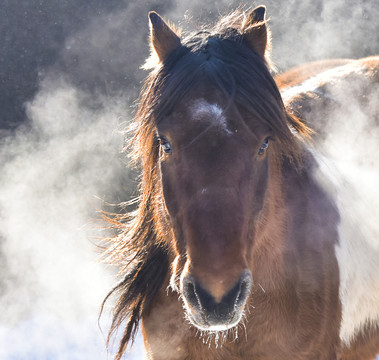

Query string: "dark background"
[[1, 0, 378, 132]]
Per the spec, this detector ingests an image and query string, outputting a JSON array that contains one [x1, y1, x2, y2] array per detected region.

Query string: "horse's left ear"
[[148, 12, 181, 63], [242, 5, 270, 59]]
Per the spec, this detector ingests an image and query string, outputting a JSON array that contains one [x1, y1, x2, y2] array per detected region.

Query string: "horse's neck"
[[250, 150, 339, 291], [249, 157, 289, 291]]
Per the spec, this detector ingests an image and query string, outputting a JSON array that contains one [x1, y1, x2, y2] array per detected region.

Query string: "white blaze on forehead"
[[189, 99, 233, 135]]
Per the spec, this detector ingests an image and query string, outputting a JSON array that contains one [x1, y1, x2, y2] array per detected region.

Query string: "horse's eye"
[[258, 137, 271, 155], [159, 137, 172, 154]]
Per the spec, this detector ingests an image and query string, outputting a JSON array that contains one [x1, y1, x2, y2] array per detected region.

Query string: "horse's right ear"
[[148, 12, 181, 63]]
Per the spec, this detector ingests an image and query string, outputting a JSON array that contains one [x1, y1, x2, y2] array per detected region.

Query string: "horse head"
[[146, 6, 302, 332]]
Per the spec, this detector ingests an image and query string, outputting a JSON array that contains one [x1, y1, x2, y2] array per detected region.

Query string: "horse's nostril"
[[183, 275, 215, 312], [183, 277, 201, 310], [222, 270, 252, 310], [235, 270, 253, 308]]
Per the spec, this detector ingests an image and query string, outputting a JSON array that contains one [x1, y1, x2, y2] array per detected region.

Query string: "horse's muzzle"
[[182, 270, 252, 331]]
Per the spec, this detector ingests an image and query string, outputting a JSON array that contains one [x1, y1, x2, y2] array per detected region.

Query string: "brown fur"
[[102, 6, 379, 360]]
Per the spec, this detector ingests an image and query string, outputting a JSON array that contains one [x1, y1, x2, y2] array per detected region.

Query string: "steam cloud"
[[0, 0, 378, 359]]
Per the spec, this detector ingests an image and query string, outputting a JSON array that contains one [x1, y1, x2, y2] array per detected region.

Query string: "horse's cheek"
[[249, 159, 270, 216], [160, 165, 179, 215]]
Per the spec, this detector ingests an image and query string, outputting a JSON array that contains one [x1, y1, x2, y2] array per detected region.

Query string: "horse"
[[102, 5, 379, 360]]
